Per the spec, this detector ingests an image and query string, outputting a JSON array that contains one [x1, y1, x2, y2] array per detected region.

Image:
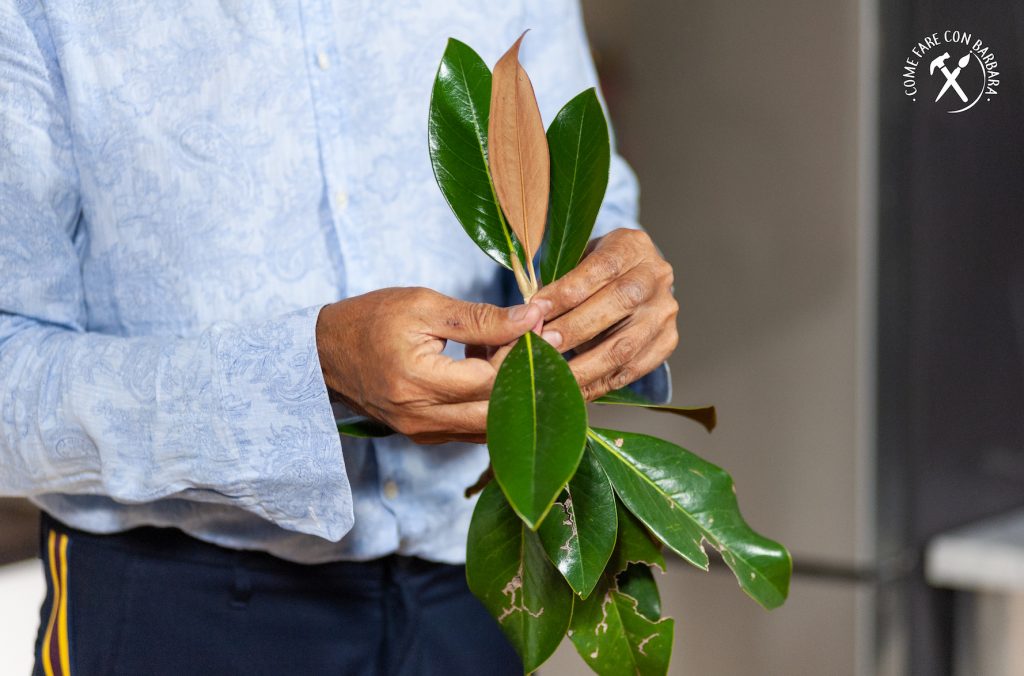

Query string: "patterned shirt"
[[0, 0, 667, 564]]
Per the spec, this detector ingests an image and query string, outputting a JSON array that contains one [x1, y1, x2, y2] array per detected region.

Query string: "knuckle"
[[591, 251, 622, 281], [466, 302, 494, 330], [663, 297, 680, 324], [614, 277, 647, 310], [562, 282, 589, 307], [668, 328, 680, 352], [630, 228, 652, 245], [381, 379, 414, 408], [615, 228, 649, 249], [611, 368, 634, 391], [562, 315, 592, 345], [608, 335, 638, 367], [397, 416, 429, 438], [657, 260, 674, 285], [408, 287, 435, 305]]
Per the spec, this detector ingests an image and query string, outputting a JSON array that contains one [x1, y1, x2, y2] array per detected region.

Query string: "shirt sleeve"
[[0, 1, 353, 541], [520, 0, 672, 404]]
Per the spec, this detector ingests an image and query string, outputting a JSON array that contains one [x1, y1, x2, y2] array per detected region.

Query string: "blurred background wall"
[[544, 1, 872, 674]]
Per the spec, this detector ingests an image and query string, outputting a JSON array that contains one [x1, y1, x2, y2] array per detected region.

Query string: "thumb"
[[431, 297, 544, 346]]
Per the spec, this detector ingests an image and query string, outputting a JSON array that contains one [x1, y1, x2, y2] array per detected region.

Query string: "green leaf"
[[428, 38, 523, 270], [488, 332, 588, 529], [588, 428, 792, 610], [466, 483, 574, 673], [595, 388, 717, 433], [616, 563, 661, 622], [609, 497, 666, 574], [594, 387, 651, 404], [569, 575, 674, 676], [540, 88, 610, 285], [336, 416, 394, 438], [537, 447, 617, 599]]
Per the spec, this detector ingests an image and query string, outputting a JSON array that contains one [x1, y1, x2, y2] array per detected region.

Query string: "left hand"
[[530, 228, 679, 401]]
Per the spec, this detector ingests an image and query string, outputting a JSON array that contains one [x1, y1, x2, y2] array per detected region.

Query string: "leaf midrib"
[[549, 104, 587, 280], [525, 333, 539, 510], [588, 428, 779, 595], [513, 64, 533, 258]]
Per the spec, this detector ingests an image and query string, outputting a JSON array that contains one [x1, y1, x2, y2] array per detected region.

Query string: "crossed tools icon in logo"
[[929, 52, 972, 103]]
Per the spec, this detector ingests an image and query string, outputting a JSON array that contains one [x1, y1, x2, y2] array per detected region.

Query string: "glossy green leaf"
[[428, 38, 523, 269], [595, 387, 717, 433], [537, 447, 617, 599], [569, 576, 674, 676], [540, 88, 610, 284], [609, 497, 666, 574], [589, 428, 792, 610], [488, 332, 588, 529], [616, 563, 661, 622], [336, 416, 394, 438], [466, 483, 574, 673]]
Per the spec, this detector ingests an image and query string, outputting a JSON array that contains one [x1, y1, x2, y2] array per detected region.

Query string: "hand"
[[316, 287, 543, 444], [530, 228, 679, 401]]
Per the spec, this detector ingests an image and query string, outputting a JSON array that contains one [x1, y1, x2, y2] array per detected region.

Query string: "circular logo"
[[902, 30, 1000, 114]]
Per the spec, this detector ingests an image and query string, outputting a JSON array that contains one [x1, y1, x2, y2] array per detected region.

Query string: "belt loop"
[[231, 556, 252, 609]]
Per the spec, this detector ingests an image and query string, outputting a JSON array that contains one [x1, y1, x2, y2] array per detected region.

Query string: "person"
[[0, 1, 678, 673]]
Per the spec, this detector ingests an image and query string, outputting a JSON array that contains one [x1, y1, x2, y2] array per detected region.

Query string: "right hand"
[[316, 287, 545, 444]]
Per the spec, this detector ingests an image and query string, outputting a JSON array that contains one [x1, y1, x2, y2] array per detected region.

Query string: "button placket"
[[301, 0, 356, 294]]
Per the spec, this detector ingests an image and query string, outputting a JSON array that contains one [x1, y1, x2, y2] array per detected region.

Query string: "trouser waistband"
[[39, 510, 444, 581]]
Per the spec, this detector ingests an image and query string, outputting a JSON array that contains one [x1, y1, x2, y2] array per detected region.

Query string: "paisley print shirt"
[[0, 0, 668, 563]]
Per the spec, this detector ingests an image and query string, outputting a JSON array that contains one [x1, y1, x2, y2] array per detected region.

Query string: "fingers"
[[425, 289, 544, 346], [531, 228, 651, 319], [394, 401, 489, 445], [538, 266, 658, 352], [568, 315, 679, 401], [409, 350, 498, 403]]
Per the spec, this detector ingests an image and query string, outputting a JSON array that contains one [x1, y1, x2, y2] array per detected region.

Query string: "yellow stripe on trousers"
[[58, 533, 71, 675], [41, 530, 71, 676]]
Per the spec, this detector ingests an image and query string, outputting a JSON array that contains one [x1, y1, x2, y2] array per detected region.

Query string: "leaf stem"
[[464, 464, 494, 498], [512, 254, 539, 301]]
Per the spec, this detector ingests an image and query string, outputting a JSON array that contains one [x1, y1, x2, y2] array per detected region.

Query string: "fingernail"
[[508, 304, 529, 321], [542, 330, 563, 348]]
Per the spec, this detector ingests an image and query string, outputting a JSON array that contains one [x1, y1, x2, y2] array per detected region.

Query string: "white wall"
[[0, 560, 45, 674]]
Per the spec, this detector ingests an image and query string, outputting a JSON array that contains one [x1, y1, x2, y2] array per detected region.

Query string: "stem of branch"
[[464, 464, 494, 498]]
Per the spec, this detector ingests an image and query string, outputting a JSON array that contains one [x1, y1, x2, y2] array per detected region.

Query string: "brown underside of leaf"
[[488, 31, 550, 276]]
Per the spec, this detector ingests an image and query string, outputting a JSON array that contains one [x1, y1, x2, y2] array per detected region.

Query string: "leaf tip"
[[703, 406, 718, 433]]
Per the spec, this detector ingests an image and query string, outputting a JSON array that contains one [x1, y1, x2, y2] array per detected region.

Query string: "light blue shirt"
[[0, 0, 667, 564]]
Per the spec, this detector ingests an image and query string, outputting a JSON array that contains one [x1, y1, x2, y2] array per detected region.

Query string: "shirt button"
[[383, 480, 399, 500], [316, 50, 330, 71], [334, 189, 349, 211]]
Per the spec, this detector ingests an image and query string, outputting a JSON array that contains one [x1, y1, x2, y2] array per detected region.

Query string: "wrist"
[[315, 301, 346, 395]]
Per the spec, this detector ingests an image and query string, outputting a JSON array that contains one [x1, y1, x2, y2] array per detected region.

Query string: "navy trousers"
[[32, 513, 522, 675]]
